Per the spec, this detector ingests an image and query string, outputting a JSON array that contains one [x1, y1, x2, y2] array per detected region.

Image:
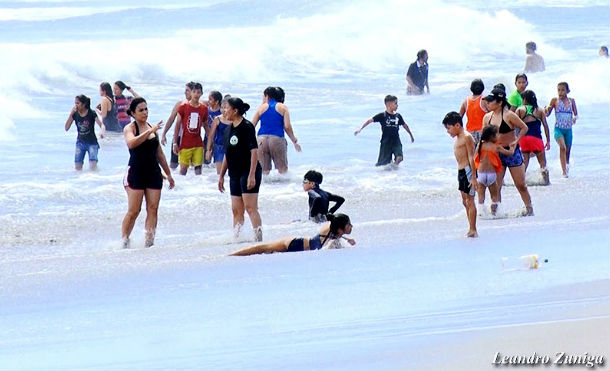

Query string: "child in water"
[[475, 125, 516, 216], [545, 82, 578, 177], [302, 170, 345, 223], [354, 95, 414, 167]]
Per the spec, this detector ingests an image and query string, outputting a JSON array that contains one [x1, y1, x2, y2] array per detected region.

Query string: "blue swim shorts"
[[499, 144, 524, 168]]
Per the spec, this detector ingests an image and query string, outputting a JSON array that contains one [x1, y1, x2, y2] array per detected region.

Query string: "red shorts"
[[519, 136, 544, 153]]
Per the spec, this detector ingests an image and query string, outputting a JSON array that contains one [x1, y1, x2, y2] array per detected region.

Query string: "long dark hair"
[[126, 97, 146, 117], [114, 80, 130, 93], [227, 97, 250, 116], [522, 90, 538, 110], [326, 213, 351, 235], [100, 82, 114, 102], [75, 94, 91, 110], [263, 86, 285, 103], [477, 125, 498, 157]]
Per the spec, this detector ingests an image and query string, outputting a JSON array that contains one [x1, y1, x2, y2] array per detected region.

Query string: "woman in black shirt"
[[218, 97, 263, 241]]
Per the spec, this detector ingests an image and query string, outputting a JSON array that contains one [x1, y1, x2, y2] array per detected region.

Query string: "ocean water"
[[0, 0, 609, 369]]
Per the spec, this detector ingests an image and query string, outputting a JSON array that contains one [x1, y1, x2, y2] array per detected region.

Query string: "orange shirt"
[[466, 96, 485, 132], [475, 148, 503, 173]]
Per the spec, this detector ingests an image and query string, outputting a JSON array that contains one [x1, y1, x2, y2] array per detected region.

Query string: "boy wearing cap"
[[443, 111, 477, 238], [302, 170, 345, 223]]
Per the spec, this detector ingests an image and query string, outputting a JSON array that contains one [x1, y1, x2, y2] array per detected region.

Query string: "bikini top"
[[474, 146, 503, 173], [491, 111, 513, 134]]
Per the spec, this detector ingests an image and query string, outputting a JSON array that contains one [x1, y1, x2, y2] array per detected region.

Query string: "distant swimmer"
[[483, 88, 534, 216], [64, 94, 105, 170], [406, 49, 429, 95], [96, 82, 121, 132], [507, 73, 528, 112], [172, 82, 208, 176], [122, 97, 175, 248], [459, 78, 487, 145], [474, 126, 515, 216], [354, 95, 414, 167], [206, 95, 232, 174], [302, 170, 345, 223], [545, 82, 578, 178], [230, 213, 354, 256], [600, 46, 609, 58], [442, 112, 477, 237], [524, 41, 545, 73], [251, 86, 301, 175], [161, 81, 195, 169], [218, 97, 263, 242], [113, 81, 140, 130], [515, 90, 551, 184]]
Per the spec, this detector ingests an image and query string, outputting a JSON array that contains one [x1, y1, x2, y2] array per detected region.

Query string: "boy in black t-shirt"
[[354, 95, 414, 166]]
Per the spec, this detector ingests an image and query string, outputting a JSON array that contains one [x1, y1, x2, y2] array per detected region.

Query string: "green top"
[[507, 90, 523, 108]]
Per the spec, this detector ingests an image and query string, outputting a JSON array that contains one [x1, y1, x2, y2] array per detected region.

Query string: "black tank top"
[[128, 123, 160, 171]]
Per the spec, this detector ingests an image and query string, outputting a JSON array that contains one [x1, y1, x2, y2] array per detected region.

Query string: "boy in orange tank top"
[[459, 79, 487, 146]]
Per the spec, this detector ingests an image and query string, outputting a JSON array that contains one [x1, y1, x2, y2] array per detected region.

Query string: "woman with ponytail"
[[230, 213, 355, 256], [65, 94, 105, 170], [113, 81, 140, 129], [96, 82, 121, 132], [218, 97, 264, 242]]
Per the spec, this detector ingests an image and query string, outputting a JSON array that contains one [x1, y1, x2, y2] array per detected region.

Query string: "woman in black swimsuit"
[[482, 88, 533, 216], [122, 97, 175, 248]]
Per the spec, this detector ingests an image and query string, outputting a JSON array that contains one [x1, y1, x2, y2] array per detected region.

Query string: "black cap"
[[483, 87, 506, 102]]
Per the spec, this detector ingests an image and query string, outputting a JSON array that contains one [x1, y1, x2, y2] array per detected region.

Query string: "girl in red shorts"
[[516, 90, 550, 185]]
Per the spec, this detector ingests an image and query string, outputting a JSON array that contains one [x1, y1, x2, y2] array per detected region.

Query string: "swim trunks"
[[376, 137, 403, 166], [458, 165, 475, 196], [178, 146, 203, 166]]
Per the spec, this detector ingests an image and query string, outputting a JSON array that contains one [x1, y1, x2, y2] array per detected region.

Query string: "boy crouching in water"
[[443, 111, 478, 237]]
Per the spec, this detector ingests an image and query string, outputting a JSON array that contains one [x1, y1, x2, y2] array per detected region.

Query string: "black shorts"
[[376, 139, 403, 166], [229, 166, 262, 196], [457, 166, 475, 196], [124, 166, 163, 190]]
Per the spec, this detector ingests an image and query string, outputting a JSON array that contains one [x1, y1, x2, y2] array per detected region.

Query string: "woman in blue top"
[[251, 86, 301, 175], [64, 94, 105, 170], [206, 95, 233, 174], [230, 213, 355, 256]]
